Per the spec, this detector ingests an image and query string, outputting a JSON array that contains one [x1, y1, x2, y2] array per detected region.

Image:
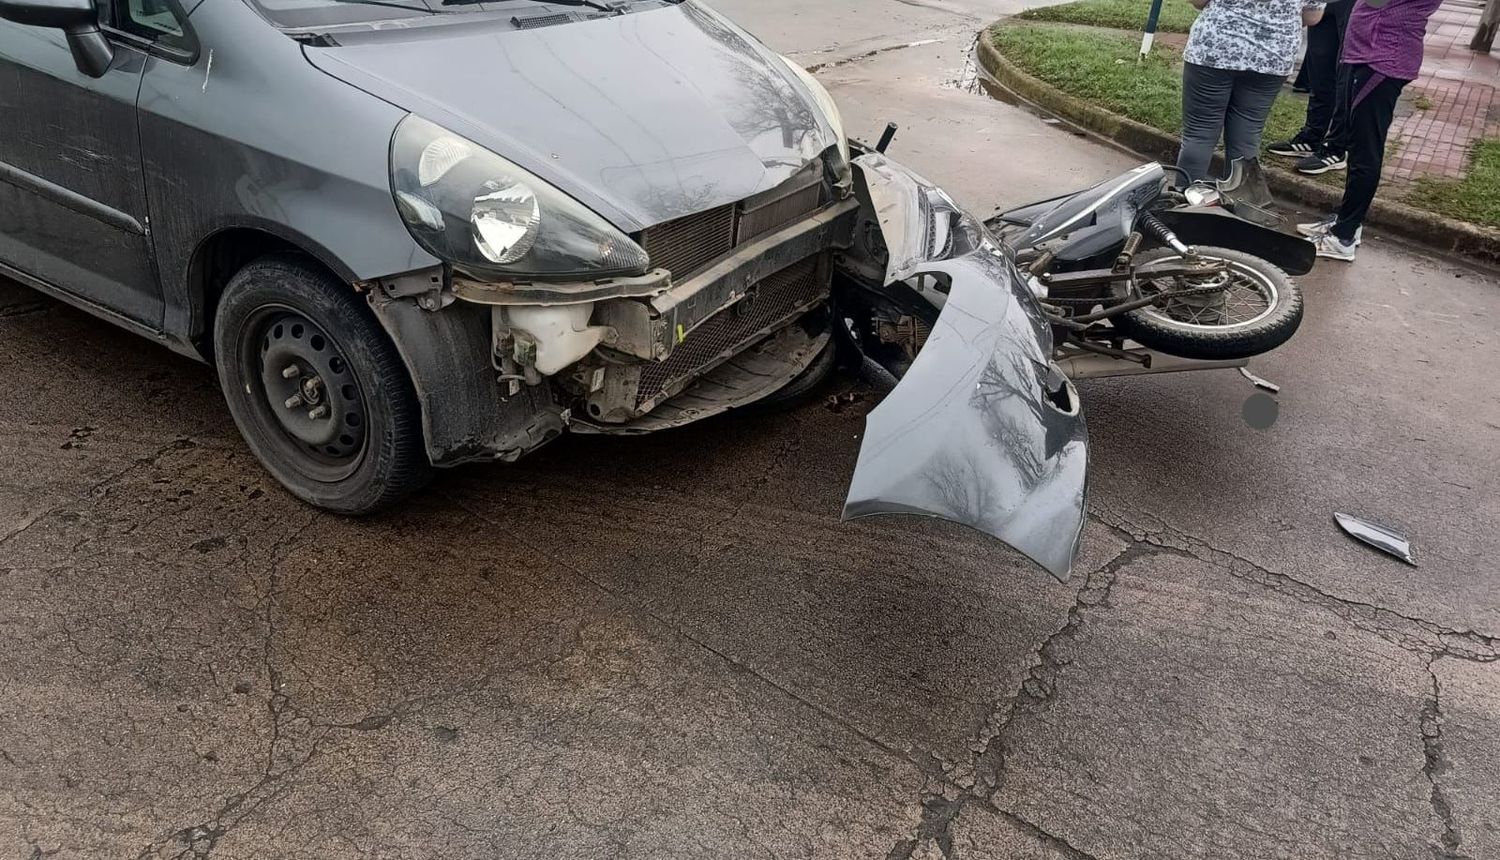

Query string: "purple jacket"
[[1342, 0, 1444, 81]]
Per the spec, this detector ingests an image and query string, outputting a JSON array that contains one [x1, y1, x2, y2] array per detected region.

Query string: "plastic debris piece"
[[1334, 513, 1416, 566]]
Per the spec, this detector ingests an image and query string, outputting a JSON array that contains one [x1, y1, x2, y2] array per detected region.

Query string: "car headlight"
[[390, 115, 650, 280], [779, 56, 852, 181]]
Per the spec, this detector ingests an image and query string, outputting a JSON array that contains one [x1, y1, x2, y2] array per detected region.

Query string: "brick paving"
[[1382, 0, 1500, 184]]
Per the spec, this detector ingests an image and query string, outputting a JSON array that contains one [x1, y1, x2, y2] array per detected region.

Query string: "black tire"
[[213, 254, 430, 514], [744, 335, 839, 413], [1109, 246, 1304, 361]]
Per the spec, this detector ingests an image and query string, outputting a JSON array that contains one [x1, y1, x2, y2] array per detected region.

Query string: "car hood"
[[304, 2, 838, 233]]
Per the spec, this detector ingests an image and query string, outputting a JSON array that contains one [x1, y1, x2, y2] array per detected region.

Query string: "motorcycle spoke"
[[1141, 264, 1276, 329]]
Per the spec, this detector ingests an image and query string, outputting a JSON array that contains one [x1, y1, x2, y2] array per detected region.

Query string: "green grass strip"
[[1406, 141, 1500, 229], [990, 23, 1304, 147], [1018, 0, 1199, 34]]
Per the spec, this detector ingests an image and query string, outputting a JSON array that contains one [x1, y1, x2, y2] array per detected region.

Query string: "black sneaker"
[[1268, 139, 1316, 157], [1295, 151, 1347, 175]]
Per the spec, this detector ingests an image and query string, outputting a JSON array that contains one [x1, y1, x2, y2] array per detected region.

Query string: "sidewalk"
[[1383, 0, 1499, 184]]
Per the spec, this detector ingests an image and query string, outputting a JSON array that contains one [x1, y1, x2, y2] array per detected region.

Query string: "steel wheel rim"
[[1135, 255, 1280, 331], [240, 306, 369, 483]]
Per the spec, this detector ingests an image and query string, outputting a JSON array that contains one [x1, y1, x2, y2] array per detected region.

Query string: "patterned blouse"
[[1183, 0, 1328, 77]]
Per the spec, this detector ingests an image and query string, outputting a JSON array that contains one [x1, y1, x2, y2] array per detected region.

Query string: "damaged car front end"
[[330, 3, 1089, 576], [0, 0, 1088, 576]]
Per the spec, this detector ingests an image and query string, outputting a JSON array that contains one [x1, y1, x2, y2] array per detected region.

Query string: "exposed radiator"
[[635, 255, 828, 411], [636, 157, 827, 280], [639, 203, 738, 283]]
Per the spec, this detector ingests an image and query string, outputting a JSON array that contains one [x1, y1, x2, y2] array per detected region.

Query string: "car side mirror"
[[0, 0, 115, 78]]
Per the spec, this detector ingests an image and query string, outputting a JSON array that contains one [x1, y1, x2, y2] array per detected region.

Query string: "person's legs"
[[1177, 62, 1234, 181], [1330, 66, 1405, 243], [1299, 12, 1343, 141], [1223, 70, 1286, 165], [1318, 1, 1355, 154], [1322, 59, 1356, 157], [1295, 59, 1357, 173]]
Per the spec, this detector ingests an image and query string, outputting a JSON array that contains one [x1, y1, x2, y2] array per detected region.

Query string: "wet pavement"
[[3, 2, 1500, 858]]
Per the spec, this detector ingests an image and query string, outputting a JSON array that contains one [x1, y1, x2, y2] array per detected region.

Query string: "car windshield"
[[247, 0, 651, 31]]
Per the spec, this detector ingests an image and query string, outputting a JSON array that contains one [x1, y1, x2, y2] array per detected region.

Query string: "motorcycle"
[[832, 151, 1314, 579], [989, 159, 1316, 377]]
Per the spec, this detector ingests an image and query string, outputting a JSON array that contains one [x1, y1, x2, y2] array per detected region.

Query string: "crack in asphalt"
[[988, 806, 1101, 860], [1422, 658, 1472, 860], [133, 499, 643, 857], [452, 492, 951, 786], [1090, 503, 1500, 666], [134, 515, 320, 860], [889, 0, 982, 21], [883, 539, 1169, 859], [880, 498, 1499, 859], [83, 439, 1492, 858], [682, 414, 804, 567], [804, 38, 947, 73], [0, 437, 199, 552], [0, 300, 51, 320]]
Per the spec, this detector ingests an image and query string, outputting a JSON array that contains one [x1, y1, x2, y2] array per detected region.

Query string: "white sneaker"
[[1312, 232, 1357, 261], [1297, 217, 1363, 246]]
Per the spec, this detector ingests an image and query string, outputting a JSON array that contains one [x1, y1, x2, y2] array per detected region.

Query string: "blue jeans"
[[1177, 63, 1286, 181]]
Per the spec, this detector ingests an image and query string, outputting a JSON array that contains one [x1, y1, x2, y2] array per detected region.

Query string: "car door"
[[0, 3, 183, 327]]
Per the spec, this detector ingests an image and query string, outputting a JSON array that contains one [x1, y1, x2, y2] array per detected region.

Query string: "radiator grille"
[[637, 157, 826, 280], [640, 203, 737, 282], [738, 179, 823, 245], [636, 256, 827, 410]]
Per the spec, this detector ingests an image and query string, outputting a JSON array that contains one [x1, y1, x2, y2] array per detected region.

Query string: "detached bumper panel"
[[843, 153, 1089, 580]]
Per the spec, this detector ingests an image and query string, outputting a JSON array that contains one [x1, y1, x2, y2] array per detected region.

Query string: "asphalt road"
[[3, 2, 1499, 858]]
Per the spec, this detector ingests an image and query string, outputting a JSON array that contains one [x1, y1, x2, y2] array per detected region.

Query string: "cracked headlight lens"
[[391, 115, 649, 280], [472, 178, 541, 265]]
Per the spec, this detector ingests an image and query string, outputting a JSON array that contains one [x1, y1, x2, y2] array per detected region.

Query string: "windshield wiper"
[[441, 0, 619, 11], [331, 0, 437, 12]]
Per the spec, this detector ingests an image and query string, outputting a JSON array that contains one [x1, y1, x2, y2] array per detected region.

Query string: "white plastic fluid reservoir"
[[505, 304, 609, 376]]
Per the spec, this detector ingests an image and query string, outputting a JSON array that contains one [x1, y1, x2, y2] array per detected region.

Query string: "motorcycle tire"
[[1109, 246, 1304, 361]]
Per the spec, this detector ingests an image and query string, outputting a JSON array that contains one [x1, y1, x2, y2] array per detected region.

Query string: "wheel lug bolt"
[[281, 365, 300, 380], [284, 395, 305, 409], [307, 405, 330, 420]]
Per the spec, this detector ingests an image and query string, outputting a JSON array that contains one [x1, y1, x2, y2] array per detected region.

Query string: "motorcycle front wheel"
[[1109, 246, 1304, 361]]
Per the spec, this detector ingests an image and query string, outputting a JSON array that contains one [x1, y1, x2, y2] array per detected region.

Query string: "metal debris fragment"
[[1334, 513, 1417, 565], [1239, 366, 1280, 392]]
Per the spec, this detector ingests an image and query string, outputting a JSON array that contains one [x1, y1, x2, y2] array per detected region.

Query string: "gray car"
[[0, 0, 1089, 577]]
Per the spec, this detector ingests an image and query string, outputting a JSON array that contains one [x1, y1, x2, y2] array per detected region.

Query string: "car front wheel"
[[213, 254, 430, 514]]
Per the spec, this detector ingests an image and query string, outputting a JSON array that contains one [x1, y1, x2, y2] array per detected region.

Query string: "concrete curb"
[[977, 24, 1500, 265]]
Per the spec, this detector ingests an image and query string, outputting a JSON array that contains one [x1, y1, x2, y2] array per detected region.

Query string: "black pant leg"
[[1320, 1, 1355, 153], [1333, 65, 1407, 242], [1296, 0, 1356, 145], [1300, 12, 1343, 140]]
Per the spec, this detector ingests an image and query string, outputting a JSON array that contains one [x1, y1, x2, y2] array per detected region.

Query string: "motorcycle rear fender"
[[1156, 207, 1316, 276], [841, 154, 1090, 580]]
